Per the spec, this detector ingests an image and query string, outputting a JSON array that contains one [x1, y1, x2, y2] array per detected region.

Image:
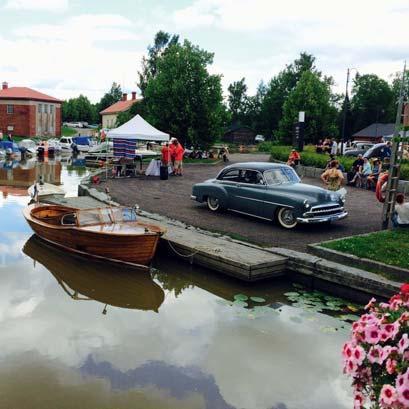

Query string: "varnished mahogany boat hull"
[[23, 205, 163, 266]]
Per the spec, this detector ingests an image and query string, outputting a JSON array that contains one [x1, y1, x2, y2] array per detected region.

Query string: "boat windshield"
[[263, 167, 300, 185], [77, 207, 137, 226]]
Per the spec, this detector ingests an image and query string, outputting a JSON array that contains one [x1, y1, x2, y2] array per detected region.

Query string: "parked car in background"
[[255, 135, 265, 143], [191, 162, 347, 229], [344, 142, 374, 157], [363, 143, 390, 159]]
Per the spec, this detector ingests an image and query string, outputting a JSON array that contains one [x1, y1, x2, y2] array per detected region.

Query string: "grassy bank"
[[62, 126, 77, 136], [259, 143, 409, 180], [321, 229, 409, 271]]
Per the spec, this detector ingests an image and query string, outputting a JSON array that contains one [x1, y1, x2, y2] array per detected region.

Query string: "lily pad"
[[249, 296, 266, 303], [234, 294, 248, 302], [233, 300, 248, 308], [320, 326, 337, 333], [338, 314, 360, 322], [284, 292, 300, 297]]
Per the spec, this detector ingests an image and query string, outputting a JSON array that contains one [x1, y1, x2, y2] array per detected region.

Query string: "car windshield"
[[263, 167, 300, 185]]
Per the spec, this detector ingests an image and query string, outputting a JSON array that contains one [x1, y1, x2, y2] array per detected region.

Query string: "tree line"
[[63, 30, 407, 147]]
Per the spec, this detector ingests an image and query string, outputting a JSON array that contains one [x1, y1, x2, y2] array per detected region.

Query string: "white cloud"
[[4, 0, 69, 12], [1, 14, 143, 102]]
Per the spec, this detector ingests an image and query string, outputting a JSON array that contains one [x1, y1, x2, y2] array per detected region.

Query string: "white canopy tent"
[[107, 114, 169, 141]]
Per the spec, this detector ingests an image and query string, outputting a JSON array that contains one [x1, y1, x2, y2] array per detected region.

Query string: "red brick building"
[[0, 81, 62, 137]]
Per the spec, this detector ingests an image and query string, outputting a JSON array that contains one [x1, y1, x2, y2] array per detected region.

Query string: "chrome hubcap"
[[282, 209, 295, 225], [209, 197, 219, 209]]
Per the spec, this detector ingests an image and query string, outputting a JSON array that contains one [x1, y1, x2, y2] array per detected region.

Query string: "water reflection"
[[23, 235, 165, 313]]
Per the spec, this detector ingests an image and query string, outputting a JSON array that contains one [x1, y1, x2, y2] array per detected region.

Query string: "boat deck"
[[79, 222, 153, 235]]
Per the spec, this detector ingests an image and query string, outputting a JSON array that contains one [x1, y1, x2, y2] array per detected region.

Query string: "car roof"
[[222, 162, 286, 172]]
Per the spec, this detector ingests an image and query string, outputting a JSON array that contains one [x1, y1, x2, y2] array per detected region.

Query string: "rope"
[[167, 240, 200, 258]]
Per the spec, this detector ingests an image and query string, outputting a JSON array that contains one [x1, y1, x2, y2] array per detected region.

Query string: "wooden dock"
[[46, 195, 287, 281]]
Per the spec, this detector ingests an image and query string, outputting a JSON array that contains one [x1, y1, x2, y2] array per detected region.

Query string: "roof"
[[0, 86, 62, 102], [352, 123, 395, 138], [223, 162, 284, 172], [100, 98, 141, 115], [224, 124, 255, 134]]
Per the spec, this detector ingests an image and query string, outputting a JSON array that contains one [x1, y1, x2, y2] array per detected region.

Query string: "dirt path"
[[99, 153, 384, 251]]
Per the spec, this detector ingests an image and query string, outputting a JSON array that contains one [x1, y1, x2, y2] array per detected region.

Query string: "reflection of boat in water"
[[23, 235, 165, 312], [23, 204, 166, 266]]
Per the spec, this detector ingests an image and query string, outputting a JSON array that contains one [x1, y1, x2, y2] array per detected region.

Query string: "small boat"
[[28, 182, 65, 200], [88, 141, 113, 154], [18, 139, 38, 157], [23, 204, 166, 266]]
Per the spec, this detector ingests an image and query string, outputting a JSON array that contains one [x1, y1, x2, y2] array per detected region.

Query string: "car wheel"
[[207, 196, 221, 212], [277, 207, 298, 229]]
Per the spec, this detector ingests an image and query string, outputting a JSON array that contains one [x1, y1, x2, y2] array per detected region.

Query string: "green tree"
[[62, 95, 97, 123], [143, 39, 224, 148], [350, 74, 394, 132], [138, 30, 179, 96], [278, 71, 338, 144], [227, 78, 249, 124], [97, 82, 122, 114], [257, 52, 328, 139]]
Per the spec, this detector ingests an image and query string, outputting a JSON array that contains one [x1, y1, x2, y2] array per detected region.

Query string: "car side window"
[[219, 169, 240, 182], [240, 170, 264, 184]]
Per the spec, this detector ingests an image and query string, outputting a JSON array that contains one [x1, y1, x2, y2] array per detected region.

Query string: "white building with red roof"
[[100, 91, 141, 129], [0, 81, 62, 137]]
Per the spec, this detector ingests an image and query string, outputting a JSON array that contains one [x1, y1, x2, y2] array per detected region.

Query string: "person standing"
[[161, 142, 170, 166], [320, 160, 344, 191], [0, 131, 3, 142], [7, 133, 12, 142], [173, 139, 185, 176], [330, 138, 338, 155]]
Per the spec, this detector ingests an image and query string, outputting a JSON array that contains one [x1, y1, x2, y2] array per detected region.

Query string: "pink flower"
[[386, 358, 398, 375], [381, 322, 400, 340], [379, 384, 397, 406], [351, 345, 366, 366], [354, 391, 365, 409], [368, 345, 384, 365], [364, 325, 381, 344], [397, 386, 409, 407], [365, 297, 377, 310], [345, 359, 358, 375], [342, 342, 354, 361], [398, 333, 409, 355]]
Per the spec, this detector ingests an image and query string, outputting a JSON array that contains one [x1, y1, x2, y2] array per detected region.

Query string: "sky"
[[0, 0, 408, 103]]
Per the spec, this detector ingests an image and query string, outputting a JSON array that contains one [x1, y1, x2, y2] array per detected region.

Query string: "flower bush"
[[342, 283, 409, 408]]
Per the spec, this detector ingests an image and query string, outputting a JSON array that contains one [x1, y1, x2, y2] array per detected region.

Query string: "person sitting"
[[366, 159, 382, 190], [320, 160, 344, 191], [350, 157, 372, 188], [287, 149, 301, 168], [347, 154, 364, 185], [392, 194, 409, 227]]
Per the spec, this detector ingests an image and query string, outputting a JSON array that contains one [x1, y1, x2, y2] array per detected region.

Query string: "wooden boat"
[[23, 203, 166, 267], [23, 235, 165, 312]]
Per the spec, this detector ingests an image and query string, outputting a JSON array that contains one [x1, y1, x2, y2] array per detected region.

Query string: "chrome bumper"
[[297, 211, 348, 224], [190, 195, 197, 200]]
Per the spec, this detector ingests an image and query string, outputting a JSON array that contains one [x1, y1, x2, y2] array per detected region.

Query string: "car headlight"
[[303, 199, 310, 209], [330, 193, 338, 202]]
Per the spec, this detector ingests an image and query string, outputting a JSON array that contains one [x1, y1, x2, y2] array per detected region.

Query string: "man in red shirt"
[[161, 142, 170, 165], [172, 138, 185, 176]]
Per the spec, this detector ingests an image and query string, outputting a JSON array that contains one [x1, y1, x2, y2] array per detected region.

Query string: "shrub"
[[342, 284, 409, 408]]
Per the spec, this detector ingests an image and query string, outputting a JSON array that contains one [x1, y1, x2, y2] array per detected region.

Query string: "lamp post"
[[341, 67, 358, 155]]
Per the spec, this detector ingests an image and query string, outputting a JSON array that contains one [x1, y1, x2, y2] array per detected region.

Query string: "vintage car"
[[191, 162, 348, 229]]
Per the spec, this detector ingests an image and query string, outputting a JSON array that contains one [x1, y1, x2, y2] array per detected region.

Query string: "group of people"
[[346, 155, 388, 189], [161, 137, 185, 176], [0, 131, 13, 142], [315, 138, 343, 155]]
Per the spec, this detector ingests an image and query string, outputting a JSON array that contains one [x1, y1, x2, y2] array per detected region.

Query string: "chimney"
[[122, 93, 127, 101], [132, 91, 136, 100], [2, 81, 8, 90]]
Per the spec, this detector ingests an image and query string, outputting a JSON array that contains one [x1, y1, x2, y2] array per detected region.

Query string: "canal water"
[[0, 157, 357, 409]]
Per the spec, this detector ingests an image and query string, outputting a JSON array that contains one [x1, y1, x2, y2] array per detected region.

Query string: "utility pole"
[[341, 68, 357, 155], [381, 62, 406, 229]]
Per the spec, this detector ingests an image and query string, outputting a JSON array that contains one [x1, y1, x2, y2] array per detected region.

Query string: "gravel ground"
[[99, 153, 384, 252]]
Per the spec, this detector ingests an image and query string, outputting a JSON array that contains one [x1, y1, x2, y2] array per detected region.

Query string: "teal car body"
[[191, 162, 348, 229]]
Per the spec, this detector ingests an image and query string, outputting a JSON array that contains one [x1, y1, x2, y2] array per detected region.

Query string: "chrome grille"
[[308, 204, 344, 217]]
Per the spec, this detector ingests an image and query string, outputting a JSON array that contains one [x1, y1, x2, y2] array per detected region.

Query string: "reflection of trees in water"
[[66, 166, 87, 176], [152, 271, 192, 298]]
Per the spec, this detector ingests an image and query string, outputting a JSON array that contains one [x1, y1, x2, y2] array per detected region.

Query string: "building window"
[[38, 104, 42, 114], [44, 104, 48, 114], [50, 105, 54, 114], [6, 105, 13, 114]]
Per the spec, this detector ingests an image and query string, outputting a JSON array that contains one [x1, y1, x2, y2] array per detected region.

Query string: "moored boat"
[[23, 204, 166, 266]]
